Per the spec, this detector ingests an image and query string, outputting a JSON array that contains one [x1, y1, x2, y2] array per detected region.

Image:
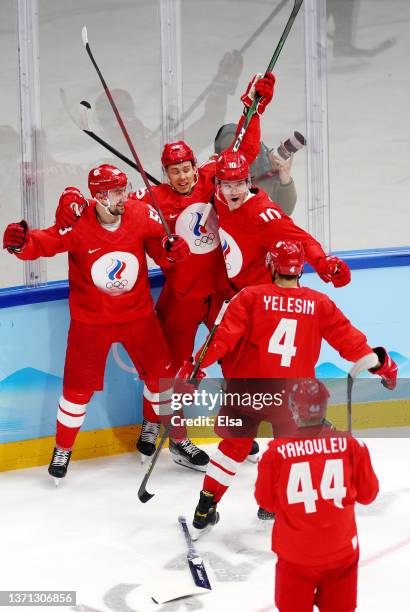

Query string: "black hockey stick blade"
[[178, 516, 212, 590], [138, 488, 154, 503]]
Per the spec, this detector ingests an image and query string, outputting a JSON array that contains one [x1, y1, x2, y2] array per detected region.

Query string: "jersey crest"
[[91, 251, 139, 295], [218, 228, 243, 278], [175, 202, 220, 254]]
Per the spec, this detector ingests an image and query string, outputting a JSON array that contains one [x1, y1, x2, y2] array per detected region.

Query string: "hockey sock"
[[55, 392, 90, 449], [203, 439, 254, 501]]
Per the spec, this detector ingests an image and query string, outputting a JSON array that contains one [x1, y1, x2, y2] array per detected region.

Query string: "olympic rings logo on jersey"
[[194, 232, 216, 248], [91, 251, 139, 295], [175, 202, 220, 254], [105, 258, 129, 290]]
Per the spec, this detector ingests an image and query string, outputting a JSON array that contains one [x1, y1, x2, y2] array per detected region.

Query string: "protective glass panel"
[[327, 0, 410, 250], [38, 0, 162, 281], [180, 0, 308, 228], [0, 0, 24, 288]]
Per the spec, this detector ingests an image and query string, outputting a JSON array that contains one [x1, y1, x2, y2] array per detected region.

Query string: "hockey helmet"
[[266, 240, 305, 276], [161, 141, 196, 167], [88, 164, 127, 197], [215, 124, 272, 180], [215, 151, 250, 182], [289, 379, 330, 423]]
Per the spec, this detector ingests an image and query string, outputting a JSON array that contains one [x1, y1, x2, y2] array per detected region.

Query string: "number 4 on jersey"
[[287, 459, 347, 513], [268, 318, 297, 366]]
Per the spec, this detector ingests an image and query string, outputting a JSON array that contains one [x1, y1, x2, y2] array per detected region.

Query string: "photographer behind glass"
[[214, 124, 304, 216]]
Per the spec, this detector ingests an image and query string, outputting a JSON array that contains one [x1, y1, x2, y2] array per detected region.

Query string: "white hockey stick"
[[347, 353, 379, 432]]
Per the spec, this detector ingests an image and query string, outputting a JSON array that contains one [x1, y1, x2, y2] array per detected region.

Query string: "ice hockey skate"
[[257, 506, 275, 521], [246, 440, 260, 463], [48, 447, 72, 486], [169, 439, 209, 472], [136, 419, 160, 462], [192, 490, 219, 540]]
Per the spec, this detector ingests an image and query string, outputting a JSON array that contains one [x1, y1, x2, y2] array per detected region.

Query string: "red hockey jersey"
[[16, 200, 166, 324], [255, 433, 379, 565], [200, 283, 372, 377], [135, 114, 261, 298], [214, 188, 327, 291]]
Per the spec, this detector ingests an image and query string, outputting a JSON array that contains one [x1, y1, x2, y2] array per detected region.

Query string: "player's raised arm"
[[3, 221, 67, 260], [226, 73, 276, 166]]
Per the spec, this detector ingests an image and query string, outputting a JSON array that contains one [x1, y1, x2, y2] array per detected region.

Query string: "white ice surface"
[[1, 437, 410, 611]]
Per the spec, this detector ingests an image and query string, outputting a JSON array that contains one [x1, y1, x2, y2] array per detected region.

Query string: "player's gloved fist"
[[369, 347, 398, 390], [162, 235, 190, 263], [317, 256, 351, 287], [3, 220, 29, 253], [241, 72, 276, 115], [174, 360, 206, 395], [55, 187, 88, 229]]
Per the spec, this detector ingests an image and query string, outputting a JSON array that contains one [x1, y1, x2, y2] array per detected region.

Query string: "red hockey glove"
[[162, 235, 190, 263], [316, 256, 351, 287], [3, 220, 29, 253], [369, 347, 398, 390], [241, 72, 276, 115], [55, 187, 88, 229], [174, 360, 206, 395]]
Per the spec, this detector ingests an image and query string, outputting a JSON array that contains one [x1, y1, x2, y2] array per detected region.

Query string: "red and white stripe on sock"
[[203, 439, 254, 502], [56, 394, 88, 450]]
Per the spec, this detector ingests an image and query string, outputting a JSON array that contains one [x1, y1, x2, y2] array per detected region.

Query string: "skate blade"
[[246, 454, 259, 464], [171, 455, 208, 472], [50, 476, 61, 487], [191, 524, 214, 541]]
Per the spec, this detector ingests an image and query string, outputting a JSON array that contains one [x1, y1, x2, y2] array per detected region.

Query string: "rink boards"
[[0, 250, 409, 471]]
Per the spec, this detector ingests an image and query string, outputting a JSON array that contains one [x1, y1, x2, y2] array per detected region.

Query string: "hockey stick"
[[79, 101, 161, 186], [178, 516, 212, 590], [138, 299, 230, 503], [347, 353, 379, 433], [232, 0, 304, 152], [81, 26, 171, 238], [149, 0, 289, 139], [60, 87, 161, 184]]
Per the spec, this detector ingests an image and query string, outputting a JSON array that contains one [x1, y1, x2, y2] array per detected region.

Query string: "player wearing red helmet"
[[256, 378, 379, 612], [213, 151, 351, 290], [3, 164, 192, 483], [182, 240, 397, 538]]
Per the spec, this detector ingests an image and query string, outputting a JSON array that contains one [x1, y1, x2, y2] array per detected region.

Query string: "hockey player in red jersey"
[[255, 378, 379, 612], [213, 150, 351, 291], [55, 73, 276, 464], [181, 240, 397, 536], [2, 164, 194, 481]]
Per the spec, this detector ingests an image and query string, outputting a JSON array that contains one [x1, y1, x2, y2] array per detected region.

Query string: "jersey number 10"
[[287, 459, 347, 513]]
